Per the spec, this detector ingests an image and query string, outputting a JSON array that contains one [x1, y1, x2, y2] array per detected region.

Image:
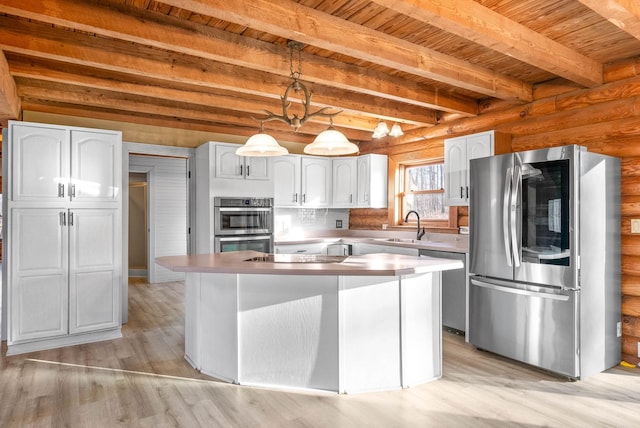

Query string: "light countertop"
[[156, 250, 463, 276]]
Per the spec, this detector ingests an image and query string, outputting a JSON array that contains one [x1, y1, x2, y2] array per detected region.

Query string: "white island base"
[[184, 270, 444, 394]]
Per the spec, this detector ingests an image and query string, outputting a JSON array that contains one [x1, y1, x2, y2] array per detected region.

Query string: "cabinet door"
[[10, 124, 69, 202], [71, 130, 121, 202], [215, 144, 244, 178], [332, 158, 357, 207], [301, 157, 332, 207], [466, 133, 493, 162], [10, 208, 69, 342], [273, 155, 301, 206], [245, 156, 271, 181], [356, 156, 371, 207], [68, 208, 120, 333], [444, 138, 469, 206]]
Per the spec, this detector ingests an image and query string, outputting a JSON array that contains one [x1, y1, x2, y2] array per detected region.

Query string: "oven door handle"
[[216, 235, 273, 242], [216, 207, 272, 212]]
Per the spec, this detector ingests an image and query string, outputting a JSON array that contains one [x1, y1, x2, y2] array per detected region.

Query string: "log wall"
[[352, 58, 640, 364]]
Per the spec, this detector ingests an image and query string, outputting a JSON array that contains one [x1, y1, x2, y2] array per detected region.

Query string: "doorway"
[[128, 172, 148, 278]]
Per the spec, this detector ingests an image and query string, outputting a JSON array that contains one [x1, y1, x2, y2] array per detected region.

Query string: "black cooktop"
[[244, 254, 348, 264]]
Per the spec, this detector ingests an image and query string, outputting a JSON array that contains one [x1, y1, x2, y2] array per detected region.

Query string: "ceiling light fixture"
[[235, 121, 289, 157], [304, 118, 359, 156], [237, 40, 356, 157], [372, 121, 403, 138]]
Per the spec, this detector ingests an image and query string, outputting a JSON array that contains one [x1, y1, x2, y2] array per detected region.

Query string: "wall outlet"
[[631, 219, 640, 234], [638, 342, 640, 358], [336, 220, 343, 229], [617, 321, 622, 337]]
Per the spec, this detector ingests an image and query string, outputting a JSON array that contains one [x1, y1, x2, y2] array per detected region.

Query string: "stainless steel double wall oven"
[[213, 197, 274, 253]]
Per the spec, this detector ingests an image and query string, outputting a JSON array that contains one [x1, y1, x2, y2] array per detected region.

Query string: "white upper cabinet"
[[10, 124, 69, 202], [332, 157, 357, 208], [444, 131, 500, 206], [273, 153, 388, 209], [215, 143, 270, 181], [9, 123, 121, 204], [273, 155, 302, 207], [71, 130, 120, 202], [357, 154, 388, 208], [301, 156, 332, 207]]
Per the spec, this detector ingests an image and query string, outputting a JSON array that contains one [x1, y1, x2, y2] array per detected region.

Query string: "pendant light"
[[235, 122, 288, 157], [304, 118, 359, 156]]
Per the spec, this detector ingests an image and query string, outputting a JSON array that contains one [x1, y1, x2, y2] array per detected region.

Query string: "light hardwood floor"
[[1, 278, 639, 427]]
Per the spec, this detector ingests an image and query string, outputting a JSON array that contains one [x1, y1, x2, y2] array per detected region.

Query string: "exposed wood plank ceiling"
[[1, 0, 640, 148]]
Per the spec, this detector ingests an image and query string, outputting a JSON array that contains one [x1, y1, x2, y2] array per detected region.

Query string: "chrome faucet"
[[404, 210, 426, 240]]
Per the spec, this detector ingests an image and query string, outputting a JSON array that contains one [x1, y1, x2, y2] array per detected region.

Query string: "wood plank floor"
[[2, 278, 640, 427]]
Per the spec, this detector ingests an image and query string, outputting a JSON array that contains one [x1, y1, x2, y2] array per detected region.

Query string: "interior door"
[[469, 153, 514, 280]]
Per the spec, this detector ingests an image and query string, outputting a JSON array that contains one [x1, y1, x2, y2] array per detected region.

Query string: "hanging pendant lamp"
[[304, 118, 359, 156], [236, 122, 289, 157]]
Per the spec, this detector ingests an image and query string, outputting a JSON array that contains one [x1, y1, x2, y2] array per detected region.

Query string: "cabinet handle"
[[302, 194, 306, 203], [460, 186, 464, 198], [240, 165, 243, 176], [58, 183, 65, 198], [60, 211, 66, 226], [246, 165, 250, 176], [466, 186, 469, 199], [71, 184, 76, 199], [69, 211, 74, 226], [350, 194, 353, 203], [293, 193, 298, 203]]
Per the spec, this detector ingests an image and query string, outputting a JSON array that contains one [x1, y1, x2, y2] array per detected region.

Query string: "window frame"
[[395, 159, 458, 229]]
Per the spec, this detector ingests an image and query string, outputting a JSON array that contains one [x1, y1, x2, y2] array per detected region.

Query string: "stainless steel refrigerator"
[[468, 145, 621, 379]]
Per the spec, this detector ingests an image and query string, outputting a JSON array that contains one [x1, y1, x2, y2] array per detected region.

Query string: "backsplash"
[[274, 208, 349, 236]]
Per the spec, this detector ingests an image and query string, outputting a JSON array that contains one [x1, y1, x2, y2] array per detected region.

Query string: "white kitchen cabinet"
[[3, 121, 122, 355], [10, 124, 120, 203], [215, 143, 270, 180], [357, 154, 388, 208], [275, 242, 328, 255], [273, 155, 331, 207], [444, 131, 510, 206], [301, 156, 332, 207], [332, 157, 357, 208], [273, 154, 302, 207]]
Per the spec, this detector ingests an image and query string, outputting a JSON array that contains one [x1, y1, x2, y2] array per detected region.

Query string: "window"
[[400, 161, 451, 225]]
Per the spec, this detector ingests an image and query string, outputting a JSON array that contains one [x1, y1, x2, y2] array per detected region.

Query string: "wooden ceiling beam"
[[16, 81, 375, 143], [0, 0, 476, 116], [0, 50, 21, 125], [578, 0, 640, 42], [371, 0, 603, 88], [160, 0, 533, 102], [9, 59, 384, 132], [0, 16, 431, 129]]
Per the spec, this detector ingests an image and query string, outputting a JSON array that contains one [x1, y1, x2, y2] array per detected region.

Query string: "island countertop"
[[156, 250, 463, 276]]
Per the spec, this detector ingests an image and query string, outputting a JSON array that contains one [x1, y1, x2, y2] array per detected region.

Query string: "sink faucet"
[[404, 210, 426, 240]]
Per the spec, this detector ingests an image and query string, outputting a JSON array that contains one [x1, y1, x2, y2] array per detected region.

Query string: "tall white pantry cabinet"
[[2, 121, 123, 355]]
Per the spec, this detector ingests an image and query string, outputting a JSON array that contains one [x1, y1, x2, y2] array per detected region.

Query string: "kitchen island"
[[156, 250, 463, 394]]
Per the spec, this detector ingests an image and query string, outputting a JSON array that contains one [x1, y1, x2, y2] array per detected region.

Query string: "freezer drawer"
[[468, 277, 579, 378]]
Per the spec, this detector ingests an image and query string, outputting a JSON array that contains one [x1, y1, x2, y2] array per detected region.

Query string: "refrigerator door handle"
[[503, 167, 513, 267], [470, 278, 570, 301], [510, 165, 521, 267]]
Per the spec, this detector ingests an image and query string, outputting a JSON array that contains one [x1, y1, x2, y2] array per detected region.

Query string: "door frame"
[[122, 142, 195, 323]]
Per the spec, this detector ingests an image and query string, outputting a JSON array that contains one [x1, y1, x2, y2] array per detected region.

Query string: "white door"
[[245, 156, 271, 181], [215, 144, 244, 178], [332, 158, 357, 207], [10, 124, 69, 203], [301, 157, 331, 207], [68, 208, 120, 333], [273, 155, 301, 206], [71, 130, 121, 203], [356, 156, 371, 207], [444, 138, 468, 206], [10, 208, 69, 342]]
